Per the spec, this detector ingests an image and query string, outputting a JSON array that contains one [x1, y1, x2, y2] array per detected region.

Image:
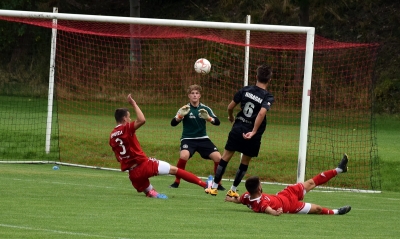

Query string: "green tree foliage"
[[0, 0, 34, 60], [0, 0, 53, 96], [57, 0, 130, 16], [0, 0, 399, 112]]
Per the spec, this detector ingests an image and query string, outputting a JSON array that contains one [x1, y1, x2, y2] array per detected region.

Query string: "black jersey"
[[232, 85, 274, 133]]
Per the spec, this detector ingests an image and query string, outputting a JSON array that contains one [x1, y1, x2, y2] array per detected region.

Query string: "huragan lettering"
[[245, 92, 262, 103]]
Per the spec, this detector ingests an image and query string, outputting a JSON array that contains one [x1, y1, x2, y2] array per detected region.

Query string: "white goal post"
[[0, 9, 315, 184]]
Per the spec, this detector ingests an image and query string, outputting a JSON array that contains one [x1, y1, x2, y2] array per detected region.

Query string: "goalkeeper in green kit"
[[169, 84, 225, 190]]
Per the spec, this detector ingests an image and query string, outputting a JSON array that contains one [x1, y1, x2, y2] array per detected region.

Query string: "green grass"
[[1, 163, 400, 239], [1, 96, 398, 191], [375, 114, 400, 163], [375, 114, 400, 192], [0, 96, 59, 160]]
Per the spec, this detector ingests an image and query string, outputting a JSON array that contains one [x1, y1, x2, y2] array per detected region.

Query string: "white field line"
[[0, 223, 131, 239]]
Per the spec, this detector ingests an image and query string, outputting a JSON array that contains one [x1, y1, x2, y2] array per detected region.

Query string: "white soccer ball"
[[194, 58, 211, 74]]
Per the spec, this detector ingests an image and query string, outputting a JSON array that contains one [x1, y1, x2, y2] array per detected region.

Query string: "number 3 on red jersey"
[[115, 138, 126, 155]]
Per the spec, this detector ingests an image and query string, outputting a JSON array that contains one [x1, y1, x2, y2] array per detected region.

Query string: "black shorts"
[[224, 124, 263, 157], [180, 138, 219, 159]]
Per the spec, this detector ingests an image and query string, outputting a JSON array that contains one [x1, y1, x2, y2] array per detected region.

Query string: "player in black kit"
[[205, 64, 275, 197]]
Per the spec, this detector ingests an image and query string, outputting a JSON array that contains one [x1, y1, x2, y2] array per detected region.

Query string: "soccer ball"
[[194, 58, 211, 74]]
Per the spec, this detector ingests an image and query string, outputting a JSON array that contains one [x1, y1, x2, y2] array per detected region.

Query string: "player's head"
[[256, 64, 272, 84], [245, 176, 262, 194], [187, 84, 202, 103], [114, 108, 130, 123], [187, 84, 202, 94]]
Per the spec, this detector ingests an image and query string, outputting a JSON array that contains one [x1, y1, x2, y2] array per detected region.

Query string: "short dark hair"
[[256, 64, 272, 83], [245, 176, 261, 194], [114, 108, 129, 122]]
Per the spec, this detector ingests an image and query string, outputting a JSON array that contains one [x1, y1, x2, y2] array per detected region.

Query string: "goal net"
[[0, 11, 381, 192]]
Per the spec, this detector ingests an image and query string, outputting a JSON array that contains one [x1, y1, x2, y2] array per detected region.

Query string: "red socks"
[[312, 169, 338, 186], [312, 169, 339, 215], [176, 169, 206, 188], [174, 159, 187, 183], [321, 208, 335, 214]]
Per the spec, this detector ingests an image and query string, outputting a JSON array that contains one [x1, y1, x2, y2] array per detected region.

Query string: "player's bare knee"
[[309, 181, 316, 188], [303, 180, 316, 191], [315, 205, 322, 214], [169, 165, 178, 174]]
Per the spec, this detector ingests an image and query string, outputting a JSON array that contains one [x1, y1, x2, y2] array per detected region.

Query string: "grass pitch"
[[1, 163, 399, 239]]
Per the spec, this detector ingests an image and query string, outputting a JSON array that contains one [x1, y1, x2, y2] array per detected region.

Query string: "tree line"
[[0, 0, 399, 113]]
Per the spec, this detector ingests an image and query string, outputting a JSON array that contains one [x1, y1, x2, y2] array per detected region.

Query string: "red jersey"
[[109, 122, 148, 171], [240, 192, 285, 213], [239, 183, 306, 214]]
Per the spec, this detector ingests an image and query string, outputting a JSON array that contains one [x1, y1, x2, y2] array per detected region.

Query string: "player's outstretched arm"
[[224, 195, 241, 204], [227, 100, 237, 123], [171, 117, 180, 126], [176, 105, 190, 120], [211, 117, 220, 126], [128, 94, 146, 130], [198, 108, 220, 125], [265, 206, 283, 216], [243, 107, 267, 139], [171, 105, 190, 126]]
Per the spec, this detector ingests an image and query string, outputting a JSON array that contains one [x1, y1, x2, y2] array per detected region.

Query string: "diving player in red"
[[109, 94, 207, 199], [225, 154, 352, 216]]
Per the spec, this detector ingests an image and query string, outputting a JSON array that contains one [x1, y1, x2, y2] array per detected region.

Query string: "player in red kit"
[[225, 154, 352, 215], [109, 94, 207, 199]]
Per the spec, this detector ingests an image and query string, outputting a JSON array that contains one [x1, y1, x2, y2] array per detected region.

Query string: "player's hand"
[[266, 206, 283, 216], [198, 109, 212, 122], [127, 94, 136, 105], [243, 131, 256, 140], [177, 105, 190, 119], [275, 207, 283, 216], [228, 115, 235, 123], [224, 196, 233, 202], [224, 195, 240, 203]]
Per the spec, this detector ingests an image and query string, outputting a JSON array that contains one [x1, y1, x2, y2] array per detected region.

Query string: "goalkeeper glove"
[[199, 109, 213, 122], [177, 105, 190, 119]]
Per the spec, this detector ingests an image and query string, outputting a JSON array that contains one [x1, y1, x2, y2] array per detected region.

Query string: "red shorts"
[[277, 183, 306, 213], [128, 158, 159, 192]]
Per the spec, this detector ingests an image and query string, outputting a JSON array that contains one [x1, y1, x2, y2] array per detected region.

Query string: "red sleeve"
[[128, 121, 136, 135], [240, 193, 273, 213], [239, 193, 247, 204], [258, 197, 271, 213]]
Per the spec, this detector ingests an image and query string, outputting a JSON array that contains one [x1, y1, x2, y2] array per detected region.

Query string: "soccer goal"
[[0, 9, 381, 192]]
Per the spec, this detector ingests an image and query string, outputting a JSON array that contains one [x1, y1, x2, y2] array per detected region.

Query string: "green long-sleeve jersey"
[[172, 103, 218, 140]]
